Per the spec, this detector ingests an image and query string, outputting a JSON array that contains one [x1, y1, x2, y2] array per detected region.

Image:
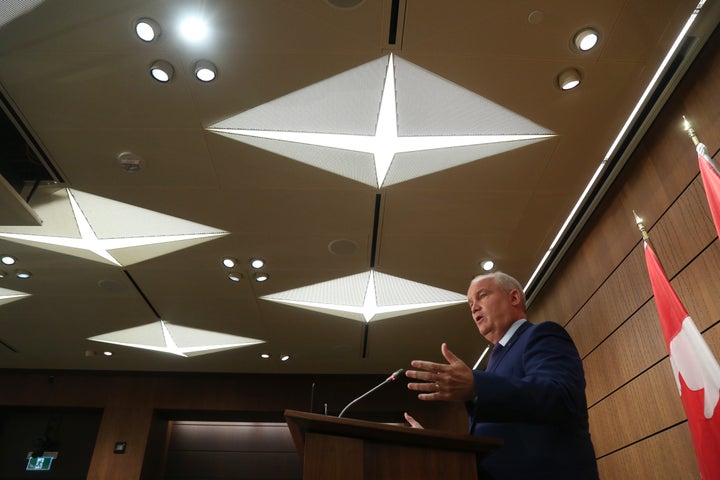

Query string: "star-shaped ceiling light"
[[0, 287, 29, 307], [262, 270, 466, 322], [0, 188, 227, 266], [209, 54, 553, 188], [88, 320, 264, 357], [0, 0, 44, 29]]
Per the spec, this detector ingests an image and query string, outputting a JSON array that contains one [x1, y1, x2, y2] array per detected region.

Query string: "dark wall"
[[0, 407, 102, 480], [0, 371, 465, 480]]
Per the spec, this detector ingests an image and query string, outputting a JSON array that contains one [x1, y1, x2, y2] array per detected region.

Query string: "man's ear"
[[509, 289, 521, 306]]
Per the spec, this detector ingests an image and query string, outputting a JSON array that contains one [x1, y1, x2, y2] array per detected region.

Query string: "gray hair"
[[471, 271, 527, 310]]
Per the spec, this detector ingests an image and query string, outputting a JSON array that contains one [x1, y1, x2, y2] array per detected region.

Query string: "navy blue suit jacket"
[[468, 321, 599, 479]]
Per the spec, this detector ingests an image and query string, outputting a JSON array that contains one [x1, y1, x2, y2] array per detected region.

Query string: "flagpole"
[[684, 115, 720, 242], [683, 116, 700, 146], [633, 210, 650, 243]]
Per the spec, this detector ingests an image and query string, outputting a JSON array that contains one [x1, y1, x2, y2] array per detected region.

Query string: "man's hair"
[[471, 271, 527, 310]]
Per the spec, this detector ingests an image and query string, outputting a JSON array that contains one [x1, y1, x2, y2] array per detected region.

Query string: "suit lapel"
[[490, 321, 531, 371]]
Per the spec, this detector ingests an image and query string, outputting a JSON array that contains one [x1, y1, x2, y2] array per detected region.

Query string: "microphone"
[[338, 368, 405, 418]]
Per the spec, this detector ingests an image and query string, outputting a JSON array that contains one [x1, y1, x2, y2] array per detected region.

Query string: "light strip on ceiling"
[[209, 54, 554, 188], [0, 188, 227, 267], [262, 270, 466, 322], [0, 0, 44, 28], [0, 287, 29, 306], [89, 320, 265, 357], [524, 0, 708, 295]]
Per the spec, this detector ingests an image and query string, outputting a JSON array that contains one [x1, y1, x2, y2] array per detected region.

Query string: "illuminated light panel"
[[0, 0, 45, 29], [89, 320, 264, 357], [0, 287, 30, 306], [209, 54, 553, 188], [0, 188, 227, 266], [262, 270, 466, 322]]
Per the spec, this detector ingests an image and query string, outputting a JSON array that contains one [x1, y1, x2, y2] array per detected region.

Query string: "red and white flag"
[[698, 142, 720, 239], [644, 242, 720, 479]]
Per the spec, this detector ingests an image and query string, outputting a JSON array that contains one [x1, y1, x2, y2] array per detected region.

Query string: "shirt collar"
[[497, 319, 527, 346]]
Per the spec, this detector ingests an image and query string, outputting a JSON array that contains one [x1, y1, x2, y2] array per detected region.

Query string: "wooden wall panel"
[[648, 178, 716, 276], [671, 240, 720, 330], [589, 360, 686, 456], [583, 300, 666, 406], [87, 377, 156, 480], [0, 371, 453, 480], [596, 423, 699, 479], [565, 246, 651, 357]]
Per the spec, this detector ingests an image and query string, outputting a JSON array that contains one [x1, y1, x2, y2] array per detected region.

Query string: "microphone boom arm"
[[338, 369, 404, 418]]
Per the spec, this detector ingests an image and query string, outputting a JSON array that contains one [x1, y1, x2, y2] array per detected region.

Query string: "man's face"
[[467, 276, 521, 344]]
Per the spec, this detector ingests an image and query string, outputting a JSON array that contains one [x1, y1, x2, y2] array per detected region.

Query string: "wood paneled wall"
[[528, 23, 720, 480], [0, 370, 461, 480]]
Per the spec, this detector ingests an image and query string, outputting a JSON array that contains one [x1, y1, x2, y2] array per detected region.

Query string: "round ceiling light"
[[250, 258, 264, 269], [180, 17, 208, 42], [254, 272, 269, 282], [194, 60, 217, 82], [150, 60, 174, 83], [573, 28, 599, 52], [557, 68, 581, 91], [15, 270, 32, 279], [480, 260, 495, 271], [117, 151, 145, 173], [1, 255, 16, 265], [135, 18, 160, 42], [222, 257, 237, 268]]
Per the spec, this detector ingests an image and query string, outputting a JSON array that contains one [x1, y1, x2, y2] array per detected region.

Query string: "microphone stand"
[[338, 369, 404, 418]]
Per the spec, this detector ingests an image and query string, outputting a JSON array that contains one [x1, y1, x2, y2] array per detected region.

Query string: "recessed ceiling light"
[[573, 28, 599, 52], [179, 17, 208, 42], [222, 257, 237, 268], [480, 260, 495, 271], [280, 355, 290, 362], [15, 270, 31, 279], [557, 68, 581, 91], [117, 152, 145, 173], [135, 18, 160, 42], [1, 255, 16, 265], [103, 351, 113, 356], [228, 272, 243, 282], [254, 272, 269, 282], [0, 270, 6, 278], [250, 258, 264, 269], [260, 353, 271, 359], [194, 60, 217, 82], [325, 0, 365, 8], [150, 60, 174, 83]]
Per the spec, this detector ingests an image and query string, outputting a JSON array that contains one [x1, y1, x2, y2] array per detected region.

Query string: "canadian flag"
[[698, 142, 720, 239], [644, 242, 720, 479]]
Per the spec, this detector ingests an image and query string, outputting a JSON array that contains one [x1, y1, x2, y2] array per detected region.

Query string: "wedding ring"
[[434, 382, 440, 392]]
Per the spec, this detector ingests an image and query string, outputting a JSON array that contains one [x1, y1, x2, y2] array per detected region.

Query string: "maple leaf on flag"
[[643, 241, 720, 479]]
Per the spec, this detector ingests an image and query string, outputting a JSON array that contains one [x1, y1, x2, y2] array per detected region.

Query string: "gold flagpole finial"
[[633, 210, 649, 241], [683, 116, 700, 146]]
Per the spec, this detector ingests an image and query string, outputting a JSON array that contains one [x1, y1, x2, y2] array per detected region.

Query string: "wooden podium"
[[285, 410, 501, 480]]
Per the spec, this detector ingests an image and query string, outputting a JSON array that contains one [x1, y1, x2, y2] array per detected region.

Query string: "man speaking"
[[405, 272, 599, 479]]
